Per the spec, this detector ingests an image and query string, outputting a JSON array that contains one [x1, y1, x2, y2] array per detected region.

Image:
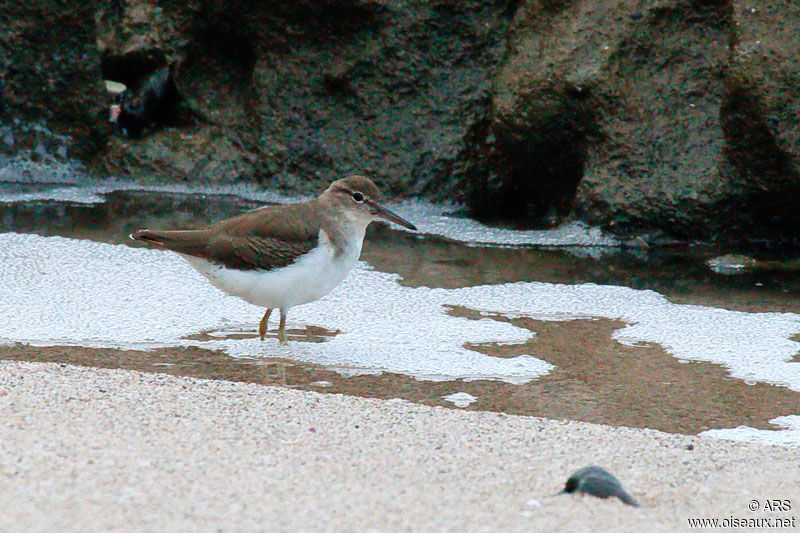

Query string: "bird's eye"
[[351, 191, 364, 203]]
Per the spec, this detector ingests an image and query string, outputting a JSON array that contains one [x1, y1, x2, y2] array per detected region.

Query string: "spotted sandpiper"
[[131, 175, 416, 344]]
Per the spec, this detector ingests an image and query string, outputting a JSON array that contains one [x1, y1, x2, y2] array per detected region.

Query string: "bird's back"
[[132, 200, 324, 272]]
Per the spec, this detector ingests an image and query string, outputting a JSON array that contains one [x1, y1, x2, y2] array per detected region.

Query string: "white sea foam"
[[700, 416, 800, 447], [2, 232, 800, 387], [3, 233, 800, 443], [443, 392, 478, 408], [0, 233, 549, 382], [390, 200, 620, 247], [0, 178, 304, 206]]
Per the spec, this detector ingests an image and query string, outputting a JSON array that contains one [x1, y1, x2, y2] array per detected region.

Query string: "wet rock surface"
[[102, 125, 259, 185], [472, 1, 730, 235], [467, 0, 800, 240], [0, 1, 108, 156], [719, 0, 800, 240], [90, 0, 511, 197], [3, 1, 800, 242]]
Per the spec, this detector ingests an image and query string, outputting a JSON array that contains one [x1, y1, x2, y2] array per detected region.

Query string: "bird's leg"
[[258, 308, 272, 340], [278, 308, 288, 345]]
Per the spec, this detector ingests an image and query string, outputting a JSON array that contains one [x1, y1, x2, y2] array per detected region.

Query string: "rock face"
[[92, 0, 511, 194], [720, 0, 800, 240], [0, 1, 108, 156], [4, 0, 800, 241], [471, 0, 800, 240], [102, 125, 258, 185], [474, 0, 731, 232], [249, 1, 510, 198], [575, 0, 731, 237], [95, 0, 185, 84]]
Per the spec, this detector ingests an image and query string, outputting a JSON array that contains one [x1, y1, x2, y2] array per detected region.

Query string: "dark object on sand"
[[109, 66, 180, 137], [562, 465, 640, 507]]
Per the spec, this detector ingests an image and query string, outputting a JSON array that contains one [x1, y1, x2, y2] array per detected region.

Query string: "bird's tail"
[[130, 229, 170, 246]]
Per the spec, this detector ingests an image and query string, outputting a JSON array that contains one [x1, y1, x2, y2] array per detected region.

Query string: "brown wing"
[[209, 234, 318, 271], [210, 201, 322, 239], [131, 200, 322, 271]]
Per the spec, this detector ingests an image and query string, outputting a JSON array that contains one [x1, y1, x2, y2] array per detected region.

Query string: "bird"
[[130, 175, 417, 344], [109, 65, 181, 137], [561, 465, 640, 507]]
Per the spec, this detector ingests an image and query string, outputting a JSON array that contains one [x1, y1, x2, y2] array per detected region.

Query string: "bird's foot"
[[278, 308, 288, 345], [258, 308, 273, 340]]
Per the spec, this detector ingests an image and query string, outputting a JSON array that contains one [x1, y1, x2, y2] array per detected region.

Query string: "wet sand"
[[3, 220, 800, 439], [4, 315, 800, 436], [1, 359, 798, 532], [3, 186, 800, 530]]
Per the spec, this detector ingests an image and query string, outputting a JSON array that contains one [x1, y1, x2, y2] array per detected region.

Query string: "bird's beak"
[[368, 200, 417, 231]]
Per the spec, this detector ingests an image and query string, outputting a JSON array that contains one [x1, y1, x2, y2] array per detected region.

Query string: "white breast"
[[181, 229, 363, 310]]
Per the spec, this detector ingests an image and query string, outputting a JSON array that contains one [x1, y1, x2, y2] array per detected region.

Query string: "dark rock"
[[247, 0, 512, 197], [470, 0, 732, 235], [563, 465, 640, 507], [92, 0, 511, 196], [95, 0, 185, 85], [467, 0, 800, 242], [5, 0, 800, 243], [102, 125, 258, 185], [718, 0, 800, 241], [0, 0, 107, 156]]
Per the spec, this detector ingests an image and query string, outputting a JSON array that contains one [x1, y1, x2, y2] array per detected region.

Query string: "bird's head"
[[322, 175, 417, 230]]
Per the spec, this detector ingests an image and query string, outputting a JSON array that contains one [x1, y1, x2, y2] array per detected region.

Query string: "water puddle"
[[2, 312, 799, 436], [2, 179, 800, 444], [182, 325, 340, 343]]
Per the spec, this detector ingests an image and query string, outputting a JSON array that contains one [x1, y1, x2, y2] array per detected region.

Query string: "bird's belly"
[[181, 243, 359, 310]]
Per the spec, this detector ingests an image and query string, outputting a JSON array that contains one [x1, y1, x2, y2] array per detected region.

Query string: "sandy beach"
[[1, 359, 797, 532], [5, 0, 800, 528]]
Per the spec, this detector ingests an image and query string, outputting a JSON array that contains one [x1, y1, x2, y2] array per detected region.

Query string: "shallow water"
[[2, 179, 800, 445]]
